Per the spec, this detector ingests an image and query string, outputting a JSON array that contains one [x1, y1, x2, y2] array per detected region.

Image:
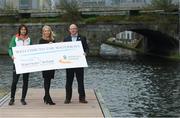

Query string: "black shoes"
[[43, 95, 56, 105], [9, 98, 27, 105], [79, 99, 88, 104], [64, 99, 71, 104], [8, 98, 14, 105], [21, 99, 27, 105], [64, 99, 88, 104]]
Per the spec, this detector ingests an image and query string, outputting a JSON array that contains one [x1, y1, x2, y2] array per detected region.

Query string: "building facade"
[[116, 31, 144, 40], [0, 0, 58, 10], [0, 0, 150, 11], [0, 0, 178, 16], [72, 0, 149, 8]]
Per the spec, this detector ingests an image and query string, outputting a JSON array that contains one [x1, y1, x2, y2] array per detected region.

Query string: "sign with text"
[[12, 41, 88, 74]]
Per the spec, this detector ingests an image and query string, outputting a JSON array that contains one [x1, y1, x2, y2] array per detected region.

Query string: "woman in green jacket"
[[8, 24, 32, 105]]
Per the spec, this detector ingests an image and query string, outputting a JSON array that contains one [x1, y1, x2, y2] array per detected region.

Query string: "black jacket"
[[63, 35, 89, 54], [39, 38, 55, 79]]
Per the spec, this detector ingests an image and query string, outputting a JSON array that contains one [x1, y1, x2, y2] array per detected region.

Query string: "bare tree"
[[150, 0, 178, 11], [0, 4, 19, 18], [59, 0, 82, 22]]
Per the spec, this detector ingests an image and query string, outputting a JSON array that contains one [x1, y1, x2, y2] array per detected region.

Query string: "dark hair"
[[18, 24, 28, 36]]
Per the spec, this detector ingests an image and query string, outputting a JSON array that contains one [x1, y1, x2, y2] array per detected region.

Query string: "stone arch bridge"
[[0, 23, 179, 56], [84, 23, 179, 56]]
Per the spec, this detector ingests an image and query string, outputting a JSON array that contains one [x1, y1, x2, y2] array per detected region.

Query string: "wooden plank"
[[0, 88, 104, 118], [95, 89, 112, 117]]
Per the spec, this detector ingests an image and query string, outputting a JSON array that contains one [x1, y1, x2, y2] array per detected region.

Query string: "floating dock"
[[0, 88, 107, 118]]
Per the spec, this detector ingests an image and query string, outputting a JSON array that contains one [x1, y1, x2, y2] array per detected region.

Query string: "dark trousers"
[[10, 65, 29, 99], [44, 78, 51, 96], [65, 68, 85, 101]]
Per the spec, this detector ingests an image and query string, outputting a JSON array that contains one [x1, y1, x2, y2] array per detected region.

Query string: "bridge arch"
[[110, 24, 179, 56]]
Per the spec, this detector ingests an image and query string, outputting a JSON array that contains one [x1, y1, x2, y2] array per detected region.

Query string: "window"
[[19, 0, 32, 9], [0, 0, 5, 9]]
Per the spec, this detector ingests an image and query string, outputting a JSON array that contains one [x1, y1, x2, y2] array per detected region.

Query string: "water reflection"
[[96, 55, 180, 117], [1, 55, 180, 117]]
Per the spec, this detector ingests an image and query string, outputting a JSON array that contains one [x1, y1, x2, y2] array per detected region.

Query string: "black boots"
[[64, 89, 72, 104], [8, 98, 14, 105], [43, 95, 55, 105], [20, 99, 27, 105]]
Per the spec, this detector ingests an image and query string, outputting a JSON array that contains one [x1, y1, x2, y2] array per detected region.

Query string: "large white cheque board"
[[12, 41, 88, 74]]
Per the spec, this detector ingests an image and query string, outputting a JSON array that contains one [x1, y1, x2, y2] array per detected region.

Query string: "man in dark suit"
[[63, 24, 89, 104]]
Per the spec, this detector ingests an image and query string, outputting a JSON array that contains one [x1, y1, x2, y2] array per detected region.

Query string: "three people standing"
[[8, 24, 88, 105]]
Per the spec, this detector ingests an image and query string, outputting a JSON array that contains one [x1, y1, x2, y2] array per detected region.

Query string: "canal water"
[[1, 55, 180, 117]]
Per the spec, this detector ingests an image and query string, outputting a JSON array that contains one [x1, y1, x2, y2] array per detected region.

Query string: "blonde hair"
[[42, 25, 56, 41]]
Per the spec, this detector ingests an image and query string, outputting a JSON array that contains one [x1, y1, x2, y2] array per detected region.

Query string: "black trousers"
[[42, 70, 55, 96], [44, 77, 51, 96], [10, 65, 29, 99], [65, 68, 85, 101]]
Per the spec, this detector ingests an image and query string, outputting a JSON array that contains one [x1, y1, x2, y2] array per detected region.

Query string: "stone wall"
[[1, 23, 177, 56], [0, 23, 113, 56]]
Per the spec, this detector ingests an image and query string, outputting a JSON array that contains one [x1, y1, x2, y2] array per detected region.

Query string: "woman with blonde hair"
[[39, 25, 56, 105]]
